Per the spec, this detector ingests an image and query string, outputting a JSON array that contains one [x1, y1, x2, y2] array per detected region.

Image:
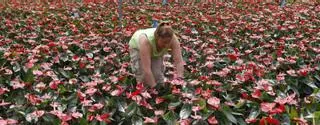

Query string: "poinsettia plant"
[[0, 1, 319, 125]]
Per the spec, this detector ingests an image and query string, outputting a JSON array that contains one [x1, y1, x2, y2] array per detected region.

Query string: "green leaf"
[[136, 106, 143, 117], [232, 112, 244, 116], [315, 111, 320, 119], [162, 94, 175, 100], [86, 53, 94, 58], [199, 107, 213, 119], [80, 117, 89, 125], [163, 111, 178, 125], [59, 85, 68, 94], [180, 103, 192, 119], [57, 104, 67, 112], [99, 121, 107, 125], [21, 69, 34, 83], [289, 106, 298, 119], [79, 76, 90, 82], [280, 114, 291, 125], [59, 68, 71, 78], [248, 108, 260, 120], [16, 110, 26, 116], [117, 99, 126, 113], [236, 118, 247, 125], [60, 54, 69, 62], [220, 104, 237, 124], [196, 98, 207, 109], [126, 102, 137, 117], [314, 75, 320, 82], [13, 63, 21, 72], [214, 111, 230, 125], [168, 101, 181, 108], [131, 115, 143, 125], [42, 114, 56, 123]]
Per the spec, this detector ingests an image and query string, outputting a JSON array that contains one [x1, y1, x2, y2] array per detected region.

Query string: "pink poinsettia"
[[10, 79, 25, 90], [71, 112, 83, 119], [255, 79, 275, 96], [88, 103, 104, 112], [0, 88, 9, 95], [96, 113, 111, 123], [274, 93, 297, 105], [261, 102, 276, 113], [208, 116, 218, 125], [25, 93, 42, 105], [110, 85, 124, 96], [207, 97, 220, 110], [85, 88, 97, 96], [26, 110, 45, 122], [259, 116, 280, 125], [260, 102, 285, 114], [0, 119, 18, 125], [144, 117, 158, 124], [245, 118, 257, 124]]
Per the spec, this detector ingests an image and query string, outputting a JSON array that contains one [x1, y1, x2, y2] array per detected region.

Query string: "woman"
[[129, 22, 184, 88]]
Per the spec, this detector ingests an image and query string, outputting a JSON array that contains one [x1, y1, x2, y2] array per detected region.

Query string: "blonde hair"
[[154, 22, 174, 42]]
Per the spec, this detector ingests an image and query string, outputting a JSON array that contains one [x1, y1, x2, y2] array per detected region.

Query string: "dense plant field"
[[0, 2, 320, 125]]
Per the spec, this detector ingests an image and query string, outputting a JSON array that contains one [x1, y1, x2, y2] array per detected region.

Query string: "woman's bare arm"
[[138, 35, 157, 88], [170, 35, 185, 78]]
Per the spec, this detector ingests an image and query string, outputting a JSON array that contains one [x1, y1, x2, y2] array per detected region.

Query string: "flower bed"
[[0, 2, 319, 125]]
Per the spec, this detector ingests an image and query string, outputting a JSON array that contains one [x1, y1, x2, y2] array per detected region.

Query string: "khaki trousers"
[[129, 48, 165, 84]]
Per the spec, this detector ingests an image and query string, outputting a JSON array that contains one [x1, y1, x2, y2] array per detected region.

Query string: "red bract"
[[297, 68, 309, 77], [228, 53, 238, 61], [96, 113, 111, 123], [49, 80, 62, 90], [259, 117, 280, 125], [25, 93, 42, 105], [89, 103, 104, 112], [208, 116, 218, 125], [201, 89, 212, 99], [79, 61, 86, 69], [195, 87, 202, 95], [252, 89, 262, 99], [155, 97, 165, 104], [0, 88, 9, 95], [87, 114, 95, 122], [241, 92, 249, 99], [269, 104, 285, 114], [77, 90, 86, 101]]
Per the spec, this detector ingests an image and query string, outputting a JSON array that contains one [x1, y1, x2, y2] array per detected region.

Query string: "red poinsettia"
[[259, 116, 280, 125]]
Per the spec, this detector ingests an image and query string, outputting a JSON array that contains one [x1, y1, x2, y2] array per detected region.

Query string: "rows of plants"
[[0, 2, 319, 125]]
